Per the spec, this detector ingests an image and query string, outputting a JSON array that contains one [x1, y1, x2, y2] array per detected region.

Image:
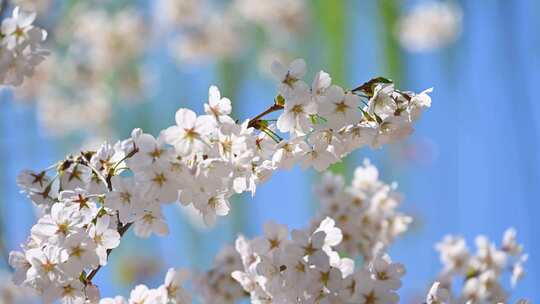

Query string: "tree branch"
[[247, 104, 283, 129]]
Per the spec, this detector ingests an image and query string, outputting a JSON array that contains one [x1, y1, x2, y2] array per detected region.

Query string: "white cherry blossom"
[[204, 85, 234, 125], [88, 215, 121, 265]]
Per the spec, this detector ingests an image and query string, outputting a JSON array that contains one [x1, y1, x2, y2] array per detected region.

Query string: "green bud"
[[275, 95, 285, 106]]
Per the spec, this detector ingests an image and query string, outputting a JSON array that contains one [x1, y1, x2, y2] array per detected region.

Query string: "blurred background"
[[1, 0, 539, 302]]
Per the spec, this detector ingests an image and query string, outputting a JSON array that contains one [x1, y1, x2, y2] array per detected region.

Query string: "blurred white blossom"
[[398, 1, 463, 52]]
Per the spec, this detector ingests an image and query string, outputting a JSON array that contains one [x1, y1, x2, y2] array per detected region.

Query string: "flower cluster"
[[0, 6, 48, 86], [8, 58, 432, 303], [99, 268, 191, 304], [312, 159, 411, 260], [11, 152, 533, 303], [428, 229, 528, 303], [232, 218, 405, 303], [192, 244, 246, 303], [8, 189, 122, 302]]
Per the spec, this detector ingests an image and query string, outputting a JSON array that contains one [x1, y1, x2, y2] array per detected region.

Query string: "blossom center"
[[335, 101, 349, 113], [291, 104, 304, 115], [152, 173, 167, 186]]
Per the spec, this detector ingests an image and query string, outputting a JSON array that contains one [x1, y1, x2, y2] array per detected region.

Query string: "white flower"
[[100, 296, 127, 304], [106, 176, 141, 224], [426, 282, 450, 304], [128, 132, 172, 170], [276, 87, 317, 135], [128, 285, 152, 304], [353, 270, 398, 304], [271, 137, 306, 170], [91, 141, 125, 174], [352, 159, 380, 190], [43, 280, 85, 304], [136, 162, 180, 204], [474, 235, 507, 273], [88, 215, 121, 266], [192, 190, 231, 226], [254, 129, 276, 159], [410, 87, 433, 120], [17, 170, 59, 212], [160, 268, 191, 303], [16, 170, 50, 193], [133, 203, 169, 238], [216, 122, 249, 160], [271, 58, 307, 98], [59, 164, 92, 192], [313, 172, 345, 203], [502, 227, 523, 256], [9, 250, 31, 285], [307, 259, 343, 294], [319, 85, 361, 129], [1, 7, 37, 49], [252, 221, 289, 256], [58, 189, 98, 223], [311, 70, 332, 101], [0, 7, 47, 86], [162, 108, 214, 156], [194, 244, 245, 304], [204, 85, 234, 124], [398, 1, 462, 52], [511, 254, 527, 287], [31, 202, 84, 245], [314, 217, 343, 248], [370, 253, 405, 290], [61, 233, 99, 277], [435, 235, 470, 275], [25, 245, 67, 285], [300, 140, 338, 172]]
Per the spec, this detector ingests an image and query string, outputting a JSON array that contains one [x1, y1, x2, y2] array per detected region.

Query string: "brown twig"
[[247, 104, 283, 129]]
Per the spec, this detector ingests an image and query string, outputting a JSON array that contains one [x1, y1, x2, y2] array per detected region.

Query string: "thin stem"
[[111, 145, 139, 172], [260, 128, 280, 143], [79, 153, 110, 191], [262, 127, 283, 142], [247, 104, 284, 129]]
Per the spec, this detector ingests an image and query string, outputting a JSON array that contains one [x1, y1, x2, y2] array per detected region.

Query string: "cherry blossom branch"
[[79, 148, 139, 286], [10, 58, 436, 303], [81, 102, 290, 286]]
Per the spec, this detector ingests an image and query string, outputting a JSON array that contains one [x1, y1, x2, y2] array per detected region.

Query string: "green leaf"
[[275, 95, 285, 106]]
